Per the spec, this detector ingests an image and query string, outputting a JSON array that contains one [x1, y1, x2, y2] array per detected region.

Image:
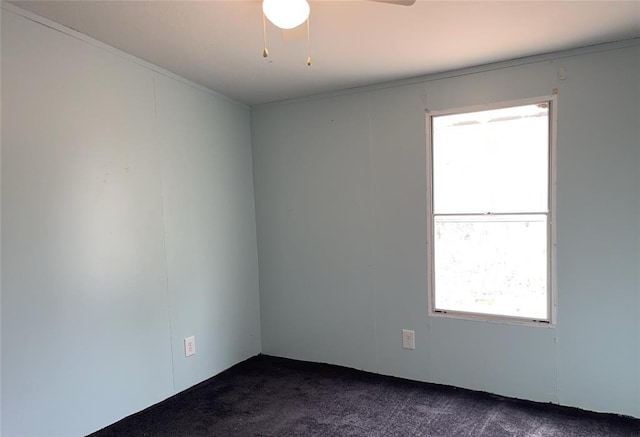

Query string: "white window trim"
[[425, 95, 558, 326]]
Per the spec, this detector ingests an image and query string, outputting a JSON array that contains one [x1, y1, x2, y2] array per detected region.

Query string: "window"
[[427, 98, 555, 323]]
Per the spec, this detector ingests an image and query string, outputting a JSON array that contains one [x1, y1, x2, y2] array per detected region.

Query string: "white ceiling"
[[8, 0, 640, 105]]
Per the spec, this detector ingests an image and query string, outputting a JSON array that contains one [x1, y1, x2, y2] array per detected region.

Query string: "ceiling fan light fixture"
[[262, 0, 310, 30]]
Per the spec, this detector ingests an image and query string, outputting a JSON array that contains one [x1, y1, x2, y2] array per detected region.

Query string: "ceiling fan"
[[261, 0, 416, 65]]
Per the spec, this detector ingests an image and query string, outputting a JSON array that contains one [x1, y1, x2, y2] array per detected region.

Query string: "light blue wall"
[[155, 75, 261, 393], [1, 7, 260, 436], [252, 42, 640, 417], [0, 5, 3, 435]]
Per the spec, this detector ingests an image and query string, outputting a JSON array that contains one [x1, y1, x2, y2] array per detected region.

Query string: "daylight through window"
[[427, 99, 555, 322]]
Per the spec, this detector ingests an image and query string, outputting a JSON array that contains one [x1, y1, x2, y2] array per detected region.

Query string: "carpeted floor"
[[90, 354, 640, 436]]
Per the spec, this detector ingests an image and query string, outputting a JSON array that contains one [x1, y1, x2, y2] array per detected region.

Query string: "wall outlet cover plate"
[[402, 329, 415, 350], [184, 336, 196, 357]]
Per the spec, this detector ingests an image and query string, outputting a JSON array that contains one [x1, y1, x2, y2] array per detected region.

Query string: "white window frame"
[[426, 95, 557, 326]]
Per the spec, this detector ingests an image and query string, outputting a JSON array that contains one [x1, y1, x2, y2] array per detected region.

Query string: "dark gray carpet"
[[90, 354, 640, 436]]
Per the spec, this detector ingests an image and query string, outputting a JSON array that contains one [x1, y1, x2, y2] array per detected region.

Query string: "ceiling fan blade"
[[368, 0, 416, 5]]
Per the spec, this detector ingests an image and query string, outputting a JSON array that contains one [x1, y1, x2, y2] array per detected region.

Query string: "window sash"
[[432, 213, 550, 320], [432, 104, 549, 215]]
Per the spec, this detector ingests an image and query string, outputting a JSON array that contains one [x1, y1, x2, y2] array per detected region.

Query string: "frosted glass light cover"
[[263, 0, 310, 29]]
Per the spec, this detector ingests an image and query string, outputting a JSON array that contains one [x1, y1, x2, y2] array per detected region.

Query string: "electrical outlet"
[[184, 336, 196, 357], [402, 329, 415, 350]]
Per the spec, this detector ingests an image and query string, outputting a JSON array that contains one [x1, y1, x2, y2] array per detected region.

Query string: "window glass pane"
[[433, 215, 548, 319], [433, 104, 548, 214]]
